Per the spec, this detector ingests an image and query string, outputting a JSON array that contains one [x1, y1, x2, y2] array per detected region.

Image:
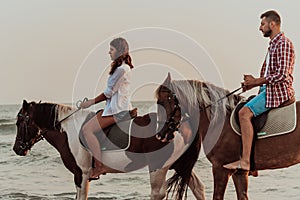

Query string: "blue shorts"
[[244, 85, 271, 117]]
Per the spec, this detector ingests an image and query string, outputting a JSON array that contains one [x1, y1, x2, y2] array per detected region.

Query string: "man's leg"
[[224, 85, 269, 171], [223, 107, 254, 171]]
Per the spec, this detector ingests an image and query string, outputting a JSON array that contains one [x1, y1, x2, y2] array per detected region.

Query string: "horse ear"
[[22, 100, 29, 109], [162, 72, 171, 87]]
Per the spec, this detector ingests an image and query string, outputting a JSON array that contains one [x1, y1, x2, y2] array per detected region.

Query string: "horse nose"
[[13, 143, 25, 156], [13, 146, 20, 155]]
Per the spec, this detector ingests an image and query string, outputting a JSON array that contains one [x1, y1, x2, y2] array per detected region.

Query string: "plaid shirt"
[[260, 32, 295, 108]]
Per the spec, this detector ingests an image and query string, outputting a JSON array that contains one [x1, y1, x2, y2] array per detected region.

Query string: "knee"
[[238, 107, 253, 121], [81, 124, 92, 137]]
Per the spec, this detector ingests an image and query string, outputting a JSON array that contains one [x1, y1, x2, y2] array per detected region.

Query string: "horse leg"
[[232, 171, 249, 200], [212, 167, 230, 200], [75, 178, 90, 200], [75, 147, 93, 200], [149, 168, 168, 200], [188, 170, 206, 200]]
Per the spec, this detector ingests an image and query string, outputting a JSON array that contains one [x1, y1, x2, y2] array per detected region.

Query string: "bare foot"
[[90, 160, 106, 179], [91, 166, 106, 179], [223, 160, 250, 171]]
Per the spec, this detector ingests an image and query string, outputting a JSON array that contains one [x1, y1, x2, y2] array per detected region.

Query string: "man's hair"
[[260, 10, 281, 25]]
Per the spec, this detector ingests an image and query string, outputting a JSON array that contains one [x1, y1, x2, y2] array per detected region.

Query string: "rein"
[[200, 86, 243, 112], [56, 98, 88, 125]]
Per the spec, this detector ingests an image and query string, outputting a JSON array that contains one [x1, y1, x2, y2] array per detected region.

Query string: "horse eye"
[[18, 113, 23, 118]]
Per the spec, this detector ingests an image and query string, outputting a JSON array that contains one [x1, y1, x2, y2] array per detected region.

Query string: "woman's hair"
[[109, 37, 134, 75]]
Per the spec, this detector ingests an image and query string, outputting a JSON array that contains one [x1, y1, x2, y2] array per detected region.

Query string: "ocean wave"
[[0, 118, 15, 124], [0, 192, 74, 200], [0, 118, 16, 133], [0, 123, 16, 133]]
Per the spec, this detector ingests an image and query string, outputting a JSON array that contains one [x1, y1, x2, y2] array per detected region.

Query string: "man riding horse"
[[223, 10, 296, 171]]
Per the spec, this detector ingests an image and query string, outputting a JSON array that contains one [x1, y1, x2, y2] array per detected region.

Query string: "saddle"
[[230, 96, 296, 171], [230, 96, 297, 139], [233, 95, 269, 135], [79, 111, 134, 151]]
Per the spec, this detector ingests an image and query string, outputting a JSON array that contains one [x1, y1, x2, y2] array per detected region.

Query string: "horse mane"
[[33, 102, 79, 131], [55, 104, 77, 132], [156, 80, 242, 122], [56, 103, 93, 133], [56, 103, 73, 116], [32, 102, 59, 130]]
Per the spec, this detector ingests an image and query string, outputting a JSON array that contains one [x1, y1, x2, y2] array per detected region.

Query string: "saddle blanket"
[[100, 119, 132, 151], [79, 112, 132, 151], [230, 102, 297, 139]]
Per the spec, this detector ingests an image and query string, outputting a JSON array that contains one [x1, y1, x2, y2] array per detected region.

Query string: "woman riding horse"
[[80, 37, 137, 179]]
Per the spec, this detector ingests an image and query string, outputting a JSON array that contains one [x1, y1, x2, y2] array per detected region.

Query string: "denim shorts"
[[244, 85, 271, 117], [113, 110, 131, 121]]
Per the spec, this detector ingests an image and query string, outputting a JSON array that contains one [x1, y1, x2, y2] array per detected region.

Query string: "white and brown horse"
[[13, 100, 205, 200]]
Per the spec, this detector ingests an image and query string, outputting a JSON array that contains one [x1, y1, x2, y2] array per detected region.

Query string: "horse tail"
[[167, 130, 201, 200]]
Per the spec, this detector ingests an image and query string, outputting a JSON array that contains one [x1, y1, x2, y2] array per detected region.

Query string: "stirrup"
[[89, 176, 100, 182]]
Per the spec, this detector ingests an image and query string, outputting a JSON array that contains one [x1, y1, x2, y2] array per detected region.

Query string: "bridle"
[[15, 98, 87, 153], [156, 86, 243, 141], [156, 88, 182, 140], [16, 112, 45, 153]]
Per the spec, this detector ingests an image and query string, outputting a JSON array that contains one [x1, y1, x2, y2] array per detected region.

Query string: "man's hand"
[[241, 74, 267, 91], [242, 74, 257, 91]]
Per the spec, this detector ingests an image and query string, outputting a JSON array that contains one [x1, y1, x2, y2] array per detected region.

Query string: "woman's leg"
[[82, 110, 116, 177]]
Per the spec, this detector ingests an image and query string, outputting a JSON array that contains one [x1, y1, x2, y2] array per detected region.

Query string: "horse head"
[[13, 100, 42, 156], [155, 73, 182, 141], [13, 100, 58, 156]]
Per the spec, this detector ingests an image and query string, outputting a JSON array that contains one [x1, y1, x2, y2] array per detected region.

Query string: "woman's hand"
[[80, 99, 94, 109]]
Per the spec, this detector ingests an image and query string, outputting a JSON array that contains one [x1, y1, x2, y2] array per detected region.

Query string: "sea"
[[1, 102, 300, 200]]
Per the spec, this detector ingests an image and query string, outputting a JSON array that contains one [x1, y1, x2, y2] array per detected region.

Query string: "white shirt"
[[102, 64, 132, 116]]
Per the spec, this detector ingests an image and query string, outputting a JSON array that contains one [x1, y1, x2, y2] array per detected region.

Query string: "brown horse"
[[156, 73, 300, 200], [13, 100, 204, 200]]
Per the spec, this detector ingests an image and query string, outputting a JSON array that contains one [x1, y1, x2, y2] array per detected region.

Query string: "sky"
[[1, 0, 300, 105]]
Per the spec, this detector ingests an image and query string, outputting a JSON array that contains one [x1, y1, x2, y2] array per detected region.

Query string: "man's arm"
[[242, 75, 268, 91]]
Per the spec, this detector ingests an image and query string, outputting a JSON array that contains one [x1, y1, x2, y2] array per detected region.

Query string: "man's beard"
[[264, 29, 272, 37]]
